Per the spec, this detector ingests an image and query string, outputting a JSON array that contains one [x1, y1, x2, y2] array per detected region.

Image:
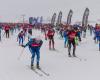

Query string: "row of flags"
[[29, 8, 89, 28]]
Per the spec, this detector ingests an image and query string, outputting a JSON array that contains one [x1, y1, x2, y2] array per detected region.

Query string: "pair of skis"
[[28, 66, 50, 77]]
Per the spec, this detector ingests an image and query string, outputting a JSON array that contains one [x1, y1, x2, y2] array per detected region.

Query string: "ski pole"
[[18, 48, 25, 60]]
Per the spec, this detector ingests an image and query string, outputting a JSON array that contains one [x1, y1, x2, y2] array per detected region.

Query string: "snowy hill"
[[0, 30, 100, 80]]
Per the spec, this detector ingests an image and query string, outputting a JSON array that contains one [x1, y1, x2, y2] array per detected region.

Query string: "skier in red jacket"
[[4, 25, 10, 38], [47, 27, 55, 50], [67, 27, 77, 57]]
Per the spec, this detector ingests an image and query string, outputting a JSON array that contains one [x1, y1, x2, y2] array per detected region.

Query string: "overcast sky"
[[0, 0, 100, 23]]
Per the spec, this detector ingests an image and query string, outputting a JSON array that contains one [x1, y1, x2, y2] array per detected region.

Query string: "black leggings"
[[68, 39, 76, 55], [48, 36, 54, 49], [6, 30, 9, 38]]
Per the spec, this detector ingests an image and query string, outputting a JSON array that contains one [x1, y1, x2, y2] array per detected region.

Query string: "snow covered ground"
[[0, 30, 100, 80]]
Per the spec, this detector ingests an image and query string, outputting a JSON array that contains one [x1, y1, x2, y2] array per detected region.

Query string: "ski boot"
[[53, 47, 55, 51], [31, 64, 34, 69], [36, 63, 41, 70], [73, 54, 76, 57], [68, 53, 71, 57], [73, 51, 76, 57]]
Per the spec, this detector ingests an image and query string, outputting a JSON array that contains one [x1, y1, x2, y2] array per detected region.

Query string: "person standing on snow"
[[63, 29, 68, 48], [67, 27, 77, 57], [98, 28, 100, 51], [4, 25, 10, 38], [22, 37, 43, 69], [28, 24, 32, 35], [99, 36, 100, 51], [17, 31, 25, 46], [94, 26, 100, 43], [47, 27, 55, 50]]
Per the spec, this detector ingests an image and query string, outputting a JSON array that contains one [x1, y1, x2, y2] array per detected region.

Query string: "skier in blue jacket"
[[22, 37, 43, 69], [94, 27, 100, 51], [98, 30, 100, 51], [63, 29, 68, 48], [17, 31, 25, 46]]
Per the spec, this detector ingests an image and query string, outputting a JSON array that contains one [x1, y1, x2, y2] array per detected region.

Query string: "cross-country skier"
[[94, 25, 100, 43], [99, 36, 100, 51], [47, 27, 55, 50], [98, 28, 100, 51], [63, 29, 68, 48], [4, 25, 10, 38], [67, 27, 77, 57], [22, 36, 43, 69], [28, 24, 32, 35], [17, 31, 25, 46]]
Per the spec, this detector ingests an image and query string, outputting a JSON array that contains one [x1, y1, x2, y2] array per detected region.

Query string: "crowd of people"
[[0, 22, 100, 69]]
